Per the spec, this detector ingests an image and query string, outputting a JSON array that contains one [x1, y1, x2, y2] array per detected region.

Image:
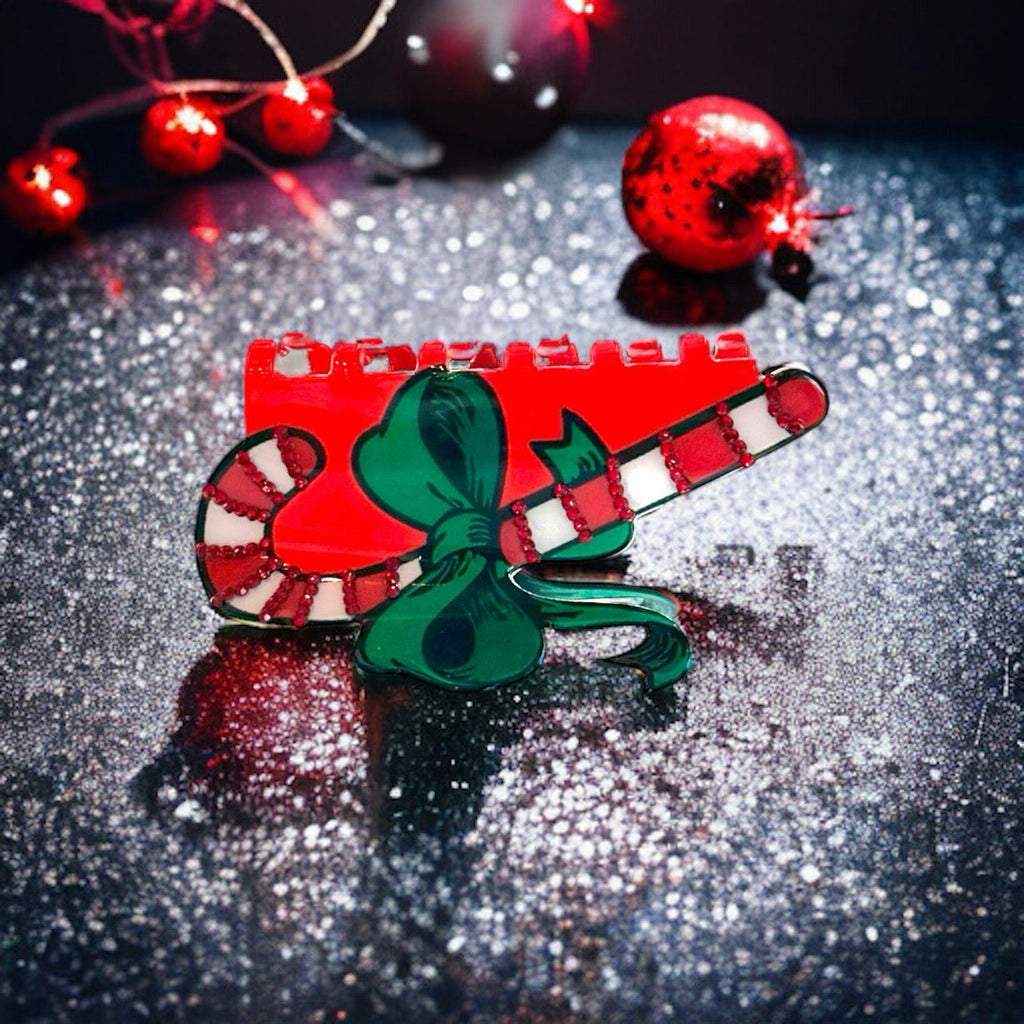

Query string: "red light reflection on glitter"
[[190, 224, 221, 244], [271, 170, 329, 226]]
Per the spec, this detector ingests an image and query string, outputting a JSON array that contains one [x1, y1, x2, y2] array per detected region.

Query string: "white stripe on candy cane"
[[727, 392, 791, 452], [200, 502, 266, 547], [226, 570, 287, 616], [246, 438, 296, 494]]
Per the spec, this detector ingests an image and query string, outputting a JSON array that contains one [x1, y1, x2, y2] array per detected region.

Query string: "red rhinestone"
[[719, 415, 734, 429], [716, 402, 729, 417], [740, 453, 755, 468], [553, 483, 568, 497]]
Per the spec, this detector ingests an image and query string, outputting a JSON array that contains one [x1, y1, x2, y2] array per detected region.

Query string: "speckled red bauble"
[[2, 147, 87, 235], [141, 96, 226, 176], [622, 96, 813, 274], [402, 0, 591, 153], [262, 77, 336, 158]]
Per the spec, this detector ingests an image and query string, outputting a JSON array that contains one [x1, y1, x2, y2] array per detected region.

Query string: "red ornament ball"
[[2, 147, 87, 235], [622, 96, 811, 274], [141, 96, 225, 176], [262, 77, 336, 158]]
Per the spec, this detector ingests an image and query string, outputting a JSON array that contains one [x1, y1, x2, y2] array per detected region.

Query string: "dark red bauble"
[[2, 147, 87, 235], [402, 0, 591, 154], [141, 96, 225, 176], [262, 77, 336, 158], [622, 96, 811, 273]]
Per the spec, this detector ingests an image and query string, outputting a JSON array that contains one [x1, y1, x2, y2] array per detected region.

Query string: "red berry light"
[[2, 147, 87, 235], [262, 77, 336, 158], [622, 96, 849, 277], [140, 96, 226, 176]]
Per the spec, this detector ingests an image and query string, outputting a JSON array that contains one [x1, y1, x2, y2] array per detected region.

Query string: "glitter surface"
[[1, 125, 1022, 1022]]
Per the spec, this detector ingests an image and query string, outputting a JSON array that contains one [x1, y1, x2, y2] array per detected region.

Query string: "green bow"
[[351, 368, 690, 691]]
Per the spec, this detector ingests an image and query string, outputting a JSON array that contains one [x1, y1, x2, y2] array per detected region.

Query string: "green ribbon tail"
[[509, 567, 691, 690]]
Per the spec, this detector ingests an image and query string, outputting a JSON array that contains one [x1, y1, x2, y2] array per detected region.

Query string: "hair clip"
[[195, 333, 828, 691]]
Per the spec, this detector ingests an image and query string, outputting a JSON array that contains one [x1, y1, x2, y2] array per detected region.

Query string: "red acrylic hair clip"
[[196, 333, 827, 691]]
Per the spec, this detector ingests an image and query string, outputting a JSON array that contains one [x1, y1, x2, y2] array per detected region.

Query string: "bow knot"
[[428, 509, 497, 565]]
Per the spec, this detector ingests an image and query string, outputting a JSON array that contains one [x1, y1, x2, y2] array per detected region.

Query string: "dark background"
[[2, 3, 1023, 1023], [1, 0, 1020, 163]]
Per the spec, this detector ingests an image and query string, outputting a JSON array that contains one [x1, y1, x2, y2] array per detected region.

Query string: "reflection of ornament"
[[174, 632, 365, 819], [622, 96, 853, 278], [195, 333, 829, 692], [262, 77, 337, 158], [617, 253, 766, 327], [140, 96, 225, 175], [402, 0, 592, 153], [1, 147, 88, 235]]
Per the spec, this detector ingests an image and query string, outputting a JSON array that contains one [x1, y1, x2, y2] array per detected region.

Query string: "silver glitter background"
[[1, 125, 1022, 1022]]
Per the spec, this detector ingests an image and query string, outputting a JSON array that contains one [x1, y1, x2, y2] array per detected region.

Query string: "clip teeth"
[[627, 339, 664, 363], [538, 336, 579, 365], [711, 331, 752, 360], [257, 330, 756, 382]]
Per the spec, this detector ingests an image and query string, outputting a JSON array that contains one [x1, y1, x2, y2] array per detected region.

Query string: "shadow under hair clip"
[[195, 332, 828, 691]]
